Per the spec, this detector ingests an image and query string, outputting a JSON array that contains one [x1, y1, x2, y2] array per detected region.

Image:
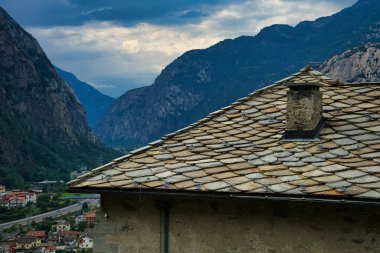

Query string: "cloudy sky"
[[0, 0, 356, 97]]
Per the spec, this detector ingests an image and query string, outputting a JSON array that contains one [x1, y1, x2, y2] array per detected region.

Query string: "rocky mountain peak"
[[319, 44, 380, 83]]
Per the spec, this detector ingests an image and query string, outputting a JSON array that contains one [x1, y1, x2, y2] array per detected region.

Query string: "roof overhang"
[[67, 187, 380, 206]]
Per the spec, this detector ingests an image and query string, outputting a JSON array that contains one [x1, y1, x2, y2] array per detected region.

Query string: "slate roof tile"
[[234, 181, 262, 191], [357, 190, 380, 199], [69, 68, 380, 201], [336, 170, 368, 179]]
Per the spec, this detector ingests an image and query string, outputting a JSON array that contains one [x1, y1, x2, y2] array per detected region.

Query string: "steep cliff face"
[[95, 0, 380, 148], [319, 44, 380, 83], [0, 7, 118, 187], [56, 67, 115, 128]]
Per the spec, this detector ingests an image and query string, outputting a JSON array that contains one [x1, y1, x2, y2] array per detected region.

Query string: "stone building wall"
[[94, 193, 380, 253]]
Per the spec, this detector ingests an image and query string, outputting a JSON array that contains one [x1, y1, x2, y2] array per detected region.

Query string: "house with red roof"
[[41, 245, 57, 253], [26, 230, 46, 239], [84, 211, 96, 226]]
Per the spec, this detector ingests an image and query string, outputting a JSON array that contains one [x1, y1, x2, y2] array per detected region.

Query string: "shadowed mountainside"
[[56, 67, 114, 128], [0, 7, 119, 187], [95, 0, 380, 149]]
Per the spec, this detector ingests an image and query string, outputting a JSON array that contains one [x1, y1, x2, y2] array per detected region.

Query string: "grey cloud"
[[1, 0, 358, 98], [38, 38, 158, 97], [281, 0, 357, 8], [0, 0, 234, 27], [179, 10, 209, 19], [81, 7, 113, 16]]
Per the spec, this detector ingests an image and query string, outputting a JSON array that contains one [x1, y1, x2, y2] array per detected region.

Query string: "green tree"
[[35, 217, 54, 231], [52, 182, 68, 193], [81, 202, 89, 213], [0, 167, 26, 189], [37, 194, 50, 203], [76, 221, 87, 232], [52, 192, 63, 201], [37, 193, 50, 212]]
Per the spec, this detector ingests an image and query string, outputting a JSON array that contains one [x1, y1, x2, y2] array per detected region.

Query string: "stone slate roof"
[[69, 68, 380, 200]]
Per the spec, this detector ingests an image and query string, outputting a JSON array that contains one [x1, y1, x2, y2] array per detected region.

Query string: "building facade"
[[94, 193, 380, 252], [69, 68, 380, 253], [84, 211, 96, 226], [53, 221, 71, 232], [14, 237, 42, 250], [79, 235, 94, 249]]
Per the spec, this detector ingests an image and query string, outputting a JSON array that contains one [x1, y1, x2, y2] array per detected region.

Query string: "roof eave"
[[67, 187, 380, 205]]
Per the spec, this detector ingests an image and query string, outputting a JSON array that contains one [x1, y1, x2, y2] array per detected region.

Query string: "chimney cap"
[[284, 82, 324, 87], [300, 65, 313, 72]]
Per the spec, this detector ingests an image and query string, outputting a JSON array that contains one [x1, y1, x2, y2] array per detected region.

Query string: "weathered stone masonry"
[[94, 193, 380, 253]]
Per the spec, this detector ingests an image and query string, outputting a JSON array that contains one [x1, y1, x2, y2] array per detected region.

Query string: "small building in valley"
[[79, 234, 94, 249], [74, 214, 85, 225], [53, 220, 71, 232], [84, 211, 96, 226], [31, 180, 61, 192], [69, 68, 380, 252], [14, 237, 41, 251], [41, 245, 56, 253], [26, 230, 46, 240]]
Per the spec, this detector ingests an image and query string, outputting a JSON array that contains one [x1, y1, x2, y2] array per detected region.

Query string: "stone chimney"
[[283, 80, 324, 139]]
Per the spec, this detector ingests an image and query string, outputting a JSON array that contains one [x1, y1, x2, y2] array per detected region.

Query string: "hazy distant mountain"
[[56, 68, 114, 128], [95, 0, 380, 148], [320, 43, 380, 83], [0, 7, 119, 188]]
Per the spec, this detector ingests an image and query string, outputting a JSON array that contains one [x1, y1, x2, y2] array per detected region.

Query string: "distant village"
[[0, 186, 37, 209], [0, 166, 88, 208], [0, 167, 97, 253], [0, 210, 96, 252]]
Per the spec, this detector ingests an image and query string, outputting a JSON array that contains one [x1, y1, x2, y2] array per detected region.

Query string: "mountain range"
[[0, 7, 119, 188], [94, 0, 380, 149], [56, 68, 114, 128]]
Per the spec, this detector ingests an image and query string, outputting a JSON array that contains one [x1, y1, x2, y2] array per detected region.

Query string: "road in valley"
[[0, 199, 98, 232]]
